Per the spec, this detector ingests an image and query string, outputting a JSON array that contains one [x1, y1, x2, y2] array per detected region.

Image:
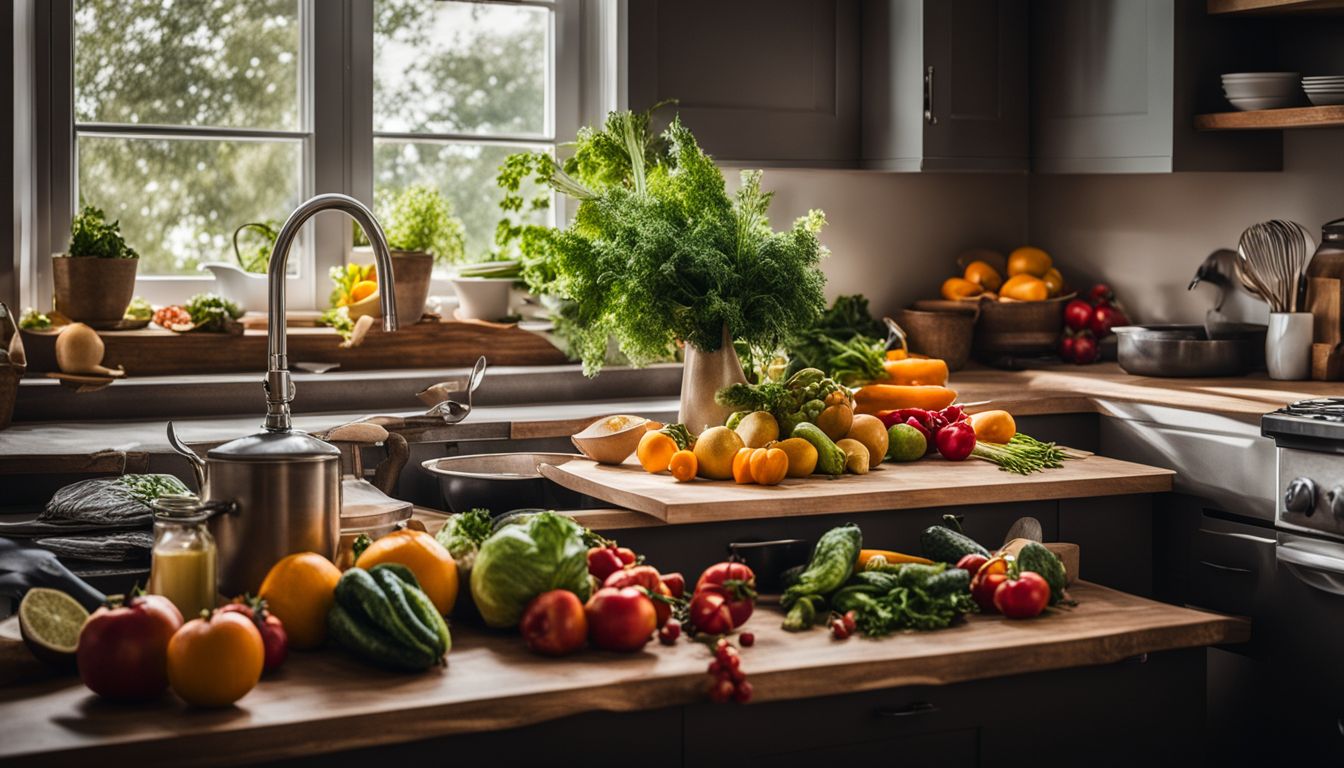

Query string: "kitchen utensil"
[[1237, 220, 1315, 313], [972, 294, 1073, 365], [420, 452, 589, 514], [166, 193, 401, 596], [424, 355, 487, 423], [1187, 248, 1243, 340], [1267, 312, 1313, 380], [727, 538, 811, 595], [1112, 324, 1266, 377], [1305, 217, 1344, 380], [336, 478, 414, 568], [900, 303, 977, 371], [1002, 516, 1044, 545], [571, 415, 652, 464]]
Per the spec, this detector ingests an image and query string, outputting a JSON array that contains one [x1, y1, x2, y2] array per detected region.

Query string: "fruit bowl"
[[973, 294, 1074, 363]]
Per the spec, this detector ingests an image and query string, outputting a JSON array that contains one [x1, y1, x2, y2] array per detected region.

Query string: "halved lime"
[[18, 587, 89, 668]]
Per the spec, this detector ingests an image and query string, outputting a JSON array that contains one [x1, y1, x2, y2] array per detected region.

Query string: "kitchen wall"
[[1029, 129, 1344, 325], [749, 170, 1029, 318]]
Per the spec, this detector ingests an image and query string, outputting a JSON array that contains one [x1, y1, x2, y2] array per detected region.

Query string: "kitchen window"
[[18, 0, 595, 311]]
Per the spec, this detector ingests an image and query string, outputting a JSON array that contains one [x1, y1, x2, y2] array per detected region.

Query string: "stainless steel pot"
[[167, 194, 400, 595], [1113, 323, 1266, 378]]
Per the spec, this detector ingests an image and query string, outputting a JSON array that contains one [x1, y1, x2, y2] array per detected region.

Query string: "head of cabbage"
[[469, 510, 592, 628]]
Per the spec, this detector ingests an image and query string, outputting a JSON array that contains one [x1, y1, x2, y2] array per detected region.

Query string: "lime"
[[886, 423, 928, 462], [18, 587, 89, 668]]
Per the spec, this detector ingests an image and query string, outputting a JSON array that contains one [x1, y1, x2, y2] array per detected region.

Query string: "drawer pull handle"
[[876, 701, 938, 718], [1198, 560, 1253, 575]]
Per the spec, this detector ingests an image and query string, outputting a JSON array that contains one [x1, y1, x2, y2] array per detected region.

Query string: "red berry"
[[659, 619, 681, 645], [708, 660, 722, 676], [730, 666, 747, 683], [739, 632, 755, 647], [714, 637, 729, 651], [733, 680, 754, 703]]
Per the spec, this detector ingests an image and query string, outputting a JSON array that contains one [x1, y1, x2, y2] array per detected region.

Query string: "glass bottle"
[[148, 494, 219, 618]]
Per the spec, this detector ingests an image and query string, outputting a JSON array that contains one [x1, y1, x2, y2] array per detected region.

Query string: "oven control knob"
[[1328, 486, 1344, 518], [1285, 476, 1318, 516]]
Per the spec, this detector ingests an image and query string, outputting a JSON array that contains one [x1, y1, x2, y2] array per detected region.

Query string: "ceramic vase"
[[1266, 311, 1311, 380], [678, 325, 747, 434]]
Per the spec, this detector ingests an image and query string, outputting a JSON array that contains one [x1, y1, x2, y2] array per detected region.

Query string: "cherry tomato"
[[708, 677, 736, 704], [994, 571, 1051, 619], [739, 632, 755, 647], [733, 680, 754, 703], [661, 572, 686, 599], [689, 590, 734, 635], [658, 618, 682, 645]]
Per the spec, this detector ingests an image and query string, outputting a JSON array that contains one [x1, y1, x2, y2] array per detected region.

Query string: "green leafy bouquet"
[[497, 109, 829, 375]]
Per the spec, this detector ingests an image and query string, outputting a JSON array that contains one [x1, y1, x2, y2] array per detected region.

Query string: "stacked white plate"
[[1221, 72, 1302, 111], [1303, 76, 1344, 107]]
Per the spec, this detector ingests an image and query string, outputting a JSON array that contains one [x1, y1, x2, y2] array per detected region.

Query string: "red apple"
[[77, 593, 184, 700], [1064, 299, 1093, 332], [520, 589, 588, 656]]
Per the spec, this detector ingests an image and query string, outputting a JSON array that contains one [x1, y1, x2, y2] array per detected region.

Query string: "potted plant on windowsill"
[[199, 221, 277, 313], [350, 185, 466, 327], [498, 109, 829, 431], [52, 206, 140, 326]]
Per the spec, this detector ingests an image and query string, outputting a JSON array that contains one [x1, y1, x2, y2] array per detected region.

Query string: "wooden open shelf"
[[1208, 0, 1344, 14], [1195, 104, 1344, 130]]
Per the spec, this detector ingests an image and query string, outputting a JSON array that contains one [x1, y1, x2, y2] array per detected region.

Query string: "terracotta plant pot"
[[390, 251, 434, 326], [52, 257, 139, 324], [678, 325, 747, 433]]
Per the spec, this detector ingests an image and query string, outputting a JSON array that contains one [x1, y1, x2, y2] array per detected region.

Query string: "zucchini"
[[920, 515, 990, 563], [376, 565, 453, 656], [792, 422, 846, 476], [327, 603, 437, 672], [336, 567, 434, 657], [370, 567, 443, 657], [922, 567, 971, 597], [1015, 541, 1067, 604], [782, 524, 863, 612]]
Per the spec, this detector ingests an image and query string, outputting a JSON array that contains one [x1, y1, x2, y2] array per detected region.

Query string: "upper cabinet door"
[[626, 0, 860, 167], [922, 0, 1029, 171]]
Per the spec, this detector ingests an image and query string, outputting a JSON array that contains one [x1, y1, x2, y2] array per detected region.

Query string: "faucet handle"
[[263, 369, 295, 431]]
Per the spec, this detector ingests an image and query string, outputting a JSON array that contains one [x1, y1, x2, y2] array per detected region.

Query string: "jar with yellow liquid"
[[148, 494, 218, 618]]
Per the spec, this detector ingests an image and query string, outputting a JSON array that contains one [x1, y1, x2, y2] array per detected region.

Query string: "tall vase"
[[679, 325, 748, 434]]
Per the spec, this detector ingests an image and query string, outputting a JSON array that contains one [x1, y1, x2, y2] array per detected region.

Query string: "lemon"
[[734, 411, 779, 449], [693, 426, 745, 480], [18, 587, 89, 668]]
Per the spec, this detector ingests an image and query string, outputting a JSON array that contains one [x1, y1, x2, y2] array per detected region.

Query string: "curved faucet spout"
[[264, 193, 399, 431]]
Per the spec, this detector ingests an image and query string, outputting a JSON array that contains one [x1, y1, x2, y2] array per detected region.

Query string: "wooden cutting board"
[[541, 455, 1174, 524]]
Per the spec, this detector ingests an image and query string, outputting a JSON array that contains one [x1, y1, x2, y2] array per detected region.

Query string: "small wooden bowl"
[[973, 293, 1074, 361], [570, 415, 653, 464], [902, 302, 979, 371]]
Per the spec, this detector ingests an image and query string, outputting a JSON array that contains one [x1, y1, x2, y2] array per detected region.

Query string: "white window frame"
[[17, 0, 610, 313]]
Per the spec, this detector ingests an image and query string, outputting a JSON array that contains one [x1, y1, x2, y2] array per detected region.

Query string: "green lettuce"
[[469, 510, 591, 628]]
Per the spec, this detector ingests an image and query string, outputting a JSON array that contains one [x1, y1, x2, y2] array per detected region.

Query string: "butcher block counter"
[[0, 583, 1246, 767]]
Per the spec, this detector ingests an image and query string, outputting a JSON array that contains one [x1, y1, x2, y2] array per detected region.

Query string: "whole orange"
[[257, 552, 341, 650], [167, 611, 264, 707], [354, 530, 459, 615]]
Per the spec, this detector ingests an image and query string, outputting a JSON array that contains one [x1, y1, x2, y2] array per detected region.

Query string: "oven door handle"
[[1278, 543, 1344, 597]]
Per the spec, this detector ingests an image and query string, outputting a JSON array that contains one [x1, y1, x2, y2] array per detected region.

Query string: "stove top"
[[1262, 399, 1344, 451]]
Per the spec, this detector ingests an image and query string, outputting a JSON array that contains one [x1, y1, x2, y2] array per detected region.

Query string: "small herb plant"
[[68, 206, 138, 259], [233, 221, 280, 274], [377, 185, 467, 265], [184, 293, 242, 332]]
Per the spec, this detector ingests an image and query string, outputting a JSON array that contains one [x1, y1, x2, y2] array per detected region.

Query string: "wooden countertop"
[[543, 454, 1173, 524], [0, 582, 1247, 767]]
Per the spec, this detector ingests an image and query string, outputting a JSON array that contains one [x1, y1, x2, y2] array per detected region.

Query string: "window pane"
[[74, 0, 302, 130], [374, 140, 550, 267], [77, 136, 302, 276], [374, 1, 548, 136]]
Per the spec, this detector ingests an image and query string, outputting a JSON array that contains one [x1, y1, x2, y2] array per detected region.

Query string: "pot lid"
[[208, 429, 340, 460]]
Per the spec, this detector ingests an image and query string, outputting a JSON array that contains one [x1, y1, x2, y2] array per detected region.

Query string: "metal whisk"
[[1236, 220, 1315, 313]]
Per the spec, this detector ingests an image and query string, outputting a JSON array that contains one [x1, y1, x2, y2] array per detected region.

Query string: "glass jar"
[[148, 494, 219, 618]]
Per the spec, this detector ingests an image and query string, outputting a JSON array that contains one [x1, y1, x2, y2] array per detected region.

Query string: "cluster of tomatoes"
[[955, 554, 1050, 619], [1059, 284, 1129, 365], [77, 593, 287, 707]]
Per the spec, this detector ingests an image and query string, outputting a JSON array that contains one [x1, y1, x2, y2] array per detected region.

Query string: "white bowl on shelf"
[[1306, 92, 1344, 106], [1222, 72, 1299, 80], [1226, 95, 1301, 111]]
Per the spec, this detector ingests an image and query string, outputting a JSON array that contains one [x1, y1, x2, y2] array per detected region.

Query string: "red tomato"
[[1064, 299, 1094, 331], [218, 600, 288, 672], [688, 590, 734, 636], [614, 547, 637, 566], [605, 565, 673, 626], [520, 590, 588, 656], [1089, 304, 1128, 338], [585, 587, 656, 652], [955, 553, 989, 575], [970, 557, 1010, 613], [587, 547, 625, 582], [694, 562, 756, 628], [661, 572, 686, 599], [77, 594, 184, 700], [994, 572, 1051, 619]]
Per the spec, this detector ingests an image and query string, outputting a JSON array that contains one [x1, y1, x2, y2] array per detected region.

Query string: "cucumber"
[[920, 515, 990, 563], [336, 567, 434, 658], [1015, 541, 1067, 604], [374, 564, 451, 656], [370, 567, 443, 657], [371, 562, 421, 590], [327, 603, 437, 672], [792, 422, 847, 476]]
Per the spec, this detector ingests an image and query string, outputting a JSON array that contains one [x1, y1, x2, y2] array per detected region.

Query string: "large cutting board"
[[542, 454, 1174, 524]]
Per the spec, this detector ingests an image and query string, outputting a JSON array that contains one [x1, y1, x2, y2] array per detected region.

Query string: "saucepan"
[[420, 452, 592, 514], [1112, 324, 1266, 378]]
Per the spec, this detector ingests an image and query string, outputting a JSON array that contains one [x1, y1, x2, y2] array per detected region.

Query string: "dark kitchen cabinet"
[[1031, 0, 1280, 173], [625, 0, 860, 167], [860, 0, 1029, 172]]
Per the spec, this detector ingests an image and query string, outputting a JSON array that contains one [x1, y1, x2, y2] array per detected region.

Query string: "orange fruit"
[[355, 529, 459, 615], [348, 280, 378, 304], [941, 277, 983, 301], [1006, 246, 1052, 278], [1000, 274, 1050, 302], [962, 260, 1003, 292], [732, 447, 756, 484], [257, 552, 341, 650], [1042, 267, 1064, 297], [668, 449, 697, 482], [167, 611, 264, 707]]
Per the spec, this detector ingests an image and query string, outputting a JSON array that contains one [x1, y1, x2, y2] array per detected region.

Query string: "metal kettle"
[[168, 194, 399, 596]]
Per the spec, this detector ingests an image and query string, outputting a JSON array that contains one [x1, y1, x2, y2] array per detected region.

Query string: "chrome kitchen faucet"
[[264, 194, 399, 431]]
